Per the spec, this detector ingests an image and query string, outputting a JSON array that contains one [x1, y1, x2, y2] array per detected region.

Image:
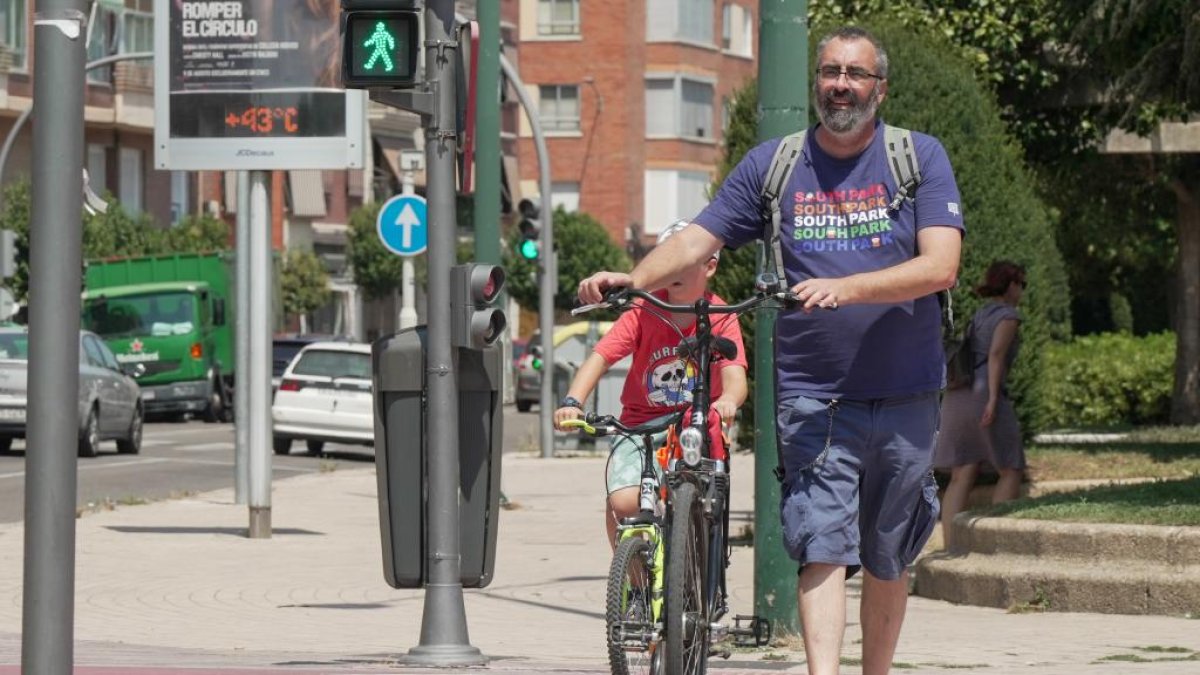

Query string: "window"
[[550, 182, 579, 213], [87, 145, 108, 198], [644, 170, 711, 235], [647, 0, 714, 45], [170, 172, 190, 224], [538, 85, 580, 132], [87, 4, 120, 84], [721, 3, 752, 57], [0, 0, 26, 69], [119, 147, 143, 215], [645, 76, 714, 139], [537, 0, 579, 36], [123, 9, 153, 53]]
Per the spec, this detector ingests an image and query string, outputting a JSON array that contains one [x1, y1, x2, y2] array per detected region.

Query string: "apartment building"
[[515, 0, 757, 247]]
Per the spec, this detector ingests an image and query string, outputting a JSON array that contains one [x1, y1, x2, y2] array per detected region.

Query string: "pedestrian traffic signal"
[[341, 6, 420, 89], [517, 198, 540, 261], [450, 264, 507, 349]]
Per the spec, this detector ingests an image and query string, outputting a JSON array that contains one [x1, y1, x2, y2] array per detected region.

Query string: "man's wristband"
[[559, 396, 583, 409]]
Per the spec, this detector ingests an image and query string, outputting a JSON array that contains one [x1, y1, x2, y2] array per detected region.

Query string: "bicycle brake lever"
[[571, 301, 610, 316], [559, 419, 597, 435]]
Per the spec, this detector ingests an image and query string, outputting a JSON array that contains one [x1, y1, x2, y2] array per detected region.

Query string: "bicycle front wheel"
[[665, 481, 709, 675], [607, 534, 661, 675]]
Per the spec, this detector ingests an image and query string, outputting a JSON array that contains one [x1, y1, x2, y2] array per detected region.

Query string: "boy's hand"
[[578, 271, 633, 304], [711, 397, 737, 426], [554, 405, 583, 431]]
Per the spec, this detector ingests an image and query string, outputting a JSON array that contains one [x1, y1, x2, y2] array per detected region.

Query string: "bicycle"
[[565, 273, 791, 675]]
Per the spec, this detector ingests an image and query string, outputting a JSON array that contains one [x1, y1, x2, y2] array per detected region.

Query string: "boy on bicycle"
[[554, 220, 748, 548]]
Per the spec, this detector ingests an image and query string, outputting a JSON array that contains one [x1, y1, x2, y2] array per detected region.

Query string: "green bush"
[[1037, 332, 1175, 428]]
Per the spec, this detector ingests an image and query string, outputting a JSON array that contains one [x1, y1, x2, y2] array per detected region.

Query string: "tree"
[[503, 207, 631, 315], [280, 248, 332, 326], [346, 201, 405, 301]]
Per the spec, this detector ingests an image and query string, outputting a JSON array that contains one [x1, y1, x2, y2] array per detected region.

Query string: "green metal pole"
[[472, 1, 501, 265], [754, 0, 808, 637]]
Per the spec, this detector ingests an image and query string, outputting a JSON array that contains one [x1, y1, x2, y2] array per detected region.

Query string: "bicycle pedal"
[[730, 614, 772, 648]]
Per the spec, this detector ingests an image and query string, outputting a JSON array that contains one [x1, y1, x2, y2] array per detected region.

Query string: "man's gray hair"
[[815, 26, 889, 79]]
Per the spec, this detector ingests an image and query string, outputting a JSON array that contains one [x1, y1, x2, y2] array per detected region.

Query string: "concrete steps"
[[914, 515, 1200, 615]]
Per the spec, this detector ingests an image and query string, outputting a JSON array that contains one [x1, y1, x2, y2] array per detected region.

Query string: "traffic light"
[[341, 1, 421, 89], [450, 264, 507, 349], [516, 198, 540, 260]]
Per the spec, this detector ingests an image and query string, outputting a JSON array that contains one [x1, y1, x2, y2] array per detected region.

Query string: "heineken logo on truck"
[[117, 338, 160, 364]]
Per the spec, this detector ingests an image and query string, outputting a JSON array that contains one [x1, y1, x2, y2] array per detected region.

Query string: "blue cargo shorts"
[[776, 392, 941, 581]]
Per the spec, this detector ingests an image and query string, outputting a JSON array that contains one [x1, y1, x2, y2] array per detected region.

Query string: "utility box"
[[372, 326, 503, 589]]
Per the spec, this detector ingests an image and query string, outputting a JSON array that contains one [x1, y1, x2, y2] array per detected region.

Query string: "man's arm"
[[789, 225, 961, 311], [578, 224, 724, 304]]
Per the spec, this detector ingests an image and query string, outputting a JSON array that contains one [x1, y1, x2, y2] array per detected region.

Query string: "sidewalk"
[[1, 450, 1198, 674]]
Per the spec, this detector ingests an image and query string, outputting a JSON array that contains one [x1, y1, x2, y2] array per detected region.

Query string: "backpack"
[[760, 125, 936, 482], [942, 315, 977, 391]]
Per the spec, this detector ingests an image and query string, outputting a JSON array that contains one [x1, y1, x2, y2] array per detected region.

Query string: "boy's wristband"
[[559, 396, 583, 409]]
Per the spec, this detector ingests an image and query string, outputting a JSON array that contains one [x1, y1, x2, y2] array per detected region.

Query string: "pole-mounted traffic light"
[[450, 264, 507, 349], [340, 1, 421, 89], [516, 198, 540, 260]]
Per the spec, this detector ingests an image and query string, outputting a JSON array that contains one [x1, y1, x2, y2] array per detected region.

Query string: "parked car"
[[513, 334, 542, 412], [273, 333, 354, 390], [0, 327, 144, 457], [271, 341, 373, 455]]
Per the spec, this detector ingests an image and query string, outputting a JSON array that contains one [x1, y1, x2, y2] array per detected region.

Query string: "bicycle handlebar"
[[572, 273, 805, 317], [559, 411, 684, 438]]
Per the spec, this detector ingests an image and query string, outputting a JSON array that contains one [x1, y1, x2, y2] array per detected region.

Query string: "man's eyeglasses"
[[817, 65, 884, 84]]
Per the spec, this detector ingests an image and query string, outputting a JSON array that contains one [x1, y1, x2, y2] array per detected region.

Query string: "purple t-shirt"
[[694, 121, 965, 399]]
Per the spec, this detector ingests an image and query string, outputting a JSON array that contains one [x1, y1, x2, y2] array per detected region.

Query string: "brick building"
[[515, 0, 758, 248]]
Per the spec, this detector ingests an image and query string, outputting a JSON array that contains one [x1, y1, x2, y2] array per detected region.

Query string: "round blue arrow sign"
[[376, 194, 428, 257]]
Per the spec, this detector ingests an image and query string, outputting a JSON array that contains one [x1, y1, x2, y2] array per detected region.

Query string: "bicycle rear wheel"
[[607, 534, 661, 675], [665, 481, 709, 675]]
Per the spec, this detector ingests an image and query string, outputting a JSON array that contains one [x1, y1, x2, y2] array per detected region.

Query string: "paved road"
[[0, 404, 543, 525], [0, 419, 375, 524]]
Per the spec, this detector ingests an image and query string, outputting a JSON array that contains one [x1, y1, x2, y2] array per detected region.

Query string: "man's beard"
[[813, 81, 880, 134]]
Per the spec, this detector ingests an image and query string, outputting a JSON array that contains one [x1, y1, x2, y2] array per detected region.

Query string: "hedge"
[[1037, 331, 1175, 429]]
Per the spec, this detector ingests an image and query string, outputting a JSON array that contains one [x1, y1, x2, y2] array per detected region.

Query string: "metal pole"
[[754, 0, 807, 636], [472, 1, 500, 267], [402, 0, 484, 665], [400, 171, 418, 329], [235, 171, 250, 503], [0, 51, 151, 197], [247, 170, 272, 538], [22, 2, 86, 672], [497, 55, 554, 458]]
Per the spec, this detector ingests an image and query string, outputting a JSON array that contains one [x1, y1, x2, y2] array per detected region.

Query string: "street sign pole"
[[400, 171, 419, 329], [248, 171, 272, 538], [23, 1, 86, 672]]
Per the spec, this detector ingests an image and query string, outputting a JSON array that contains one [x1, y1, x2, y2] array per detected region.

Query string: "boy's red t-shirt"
[[593, 290, 748, 426]]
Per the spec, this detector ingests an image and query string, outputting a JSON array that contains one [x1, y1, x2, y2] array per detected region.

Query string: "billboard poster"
[[155, 0, 365, 170]]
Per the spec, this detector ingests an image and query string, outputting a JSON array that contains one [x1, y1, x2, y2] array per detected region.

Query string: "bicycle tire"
[[665, 481, 709, 675], [607, 534, 660, 675]]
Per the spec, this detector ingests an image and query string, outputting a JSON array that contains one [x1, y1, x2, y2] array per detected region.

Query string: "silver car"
[[0, 328, 144, 457]]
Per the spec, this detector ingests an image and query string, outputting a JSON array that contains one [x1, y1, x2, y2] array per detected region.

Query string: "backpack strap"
[[760, 131, 806, 281], [759, 131, 805, 484], [883, 125, 921, 215]]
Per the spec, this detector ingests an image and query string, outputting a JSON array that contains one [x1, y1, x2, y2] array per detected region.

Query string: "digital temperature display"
[[169, 92, 346, 139]]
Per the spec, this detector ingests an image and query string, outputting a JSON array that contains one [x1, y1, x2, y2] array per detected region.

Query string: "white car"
[[271, 341, 373, 455]]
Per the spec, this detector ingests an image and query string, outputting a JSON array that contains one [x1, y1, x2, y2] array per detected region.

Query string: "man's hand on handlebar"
[[789, 277, 846, 313], [578, 271, 634, 305]]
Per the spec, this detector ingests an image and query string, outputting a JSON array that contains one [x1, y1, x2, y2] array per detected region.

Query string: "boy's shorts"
[[776, 392, 941, 581], [605, 414, 675, 493]]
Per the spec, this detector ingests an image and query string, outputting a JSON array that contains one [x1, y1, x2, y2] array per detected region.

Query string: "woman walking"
[[935, 261, 1026, 550]]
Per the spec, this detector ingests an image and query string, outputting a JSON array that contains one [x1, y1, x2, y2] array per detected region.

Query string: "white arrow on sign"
[[396, 204, 422, 249]]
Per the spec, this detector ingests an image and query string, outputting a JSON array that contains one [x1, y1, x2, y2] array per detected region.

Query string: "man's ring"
[[831, 301, 838, 310]]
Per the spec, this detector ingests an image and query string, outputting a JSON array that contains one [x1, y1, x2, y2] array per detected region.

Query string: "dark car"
[[273, 333, 353, 390], [514, 334, 542, 412]]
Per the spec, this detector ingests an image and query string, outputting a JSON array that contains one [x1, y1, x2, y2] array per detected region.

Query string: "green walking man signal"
[[341, 6, 420, 88]]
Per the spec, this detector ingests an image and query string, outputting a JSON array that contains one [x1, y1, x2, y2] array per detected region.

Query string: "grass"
[[980, 476, 1200, 525], [1026, 425, 1200, 483]]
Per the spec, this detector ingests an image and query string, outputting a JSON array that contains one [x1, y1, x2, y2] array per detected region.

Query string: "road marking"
[[173, 442, 233, 452], [0, 457, 171, 480], [160, 456, 312, 473]]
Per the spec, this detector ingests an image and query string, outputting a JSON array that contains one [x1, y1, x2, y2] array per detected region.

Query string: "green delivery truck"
[[81, 252, 235, 422]]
